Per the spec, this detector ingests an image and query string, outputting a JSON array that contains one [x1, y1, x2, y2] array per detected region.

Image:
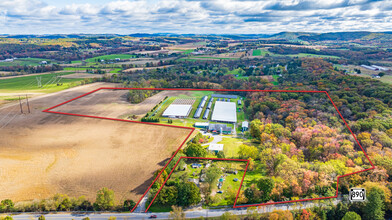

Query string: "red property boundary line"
[[42, 87, 375, 212]]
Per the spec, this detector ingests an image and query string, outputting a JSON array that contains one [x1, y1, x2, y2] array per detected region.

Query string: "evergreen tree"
[[363, 188, 385, 220]]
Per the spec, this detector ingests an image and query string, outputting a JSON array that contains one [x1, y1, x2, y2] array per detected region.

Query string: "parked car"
[[217, 191, 223, 193], [149, 215, 157, 218], [233, 178, 238, 182]]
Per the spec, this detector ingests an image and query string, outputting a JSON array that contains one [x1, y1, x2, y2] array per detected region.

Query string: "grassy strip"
[[0, 58, 54, 67], [84, 54, 136, 62], [0, 72, 85, 94]]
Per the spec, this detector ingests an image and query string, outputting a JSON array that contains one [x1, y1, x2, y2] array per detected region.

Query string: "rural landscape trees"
[[1, 33, 392, 219], [0, 187, 135, 213]]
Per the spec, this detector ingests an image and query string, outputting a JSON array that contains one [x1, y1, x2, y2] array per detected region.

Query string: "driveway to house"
[[201, 132, 224, 146]]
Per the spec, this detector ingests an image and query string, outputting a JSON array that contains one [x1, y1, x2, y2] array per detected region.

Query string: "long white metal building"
[[162, 104, 192, 118], [211, 101, 237, 123]]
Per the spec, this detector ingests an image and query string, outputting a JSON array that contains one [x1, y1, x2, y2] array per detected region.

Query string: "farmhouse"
[[208, 124, 232, 134], [211, 101, 237, 123], [162, 104, 192, 118]]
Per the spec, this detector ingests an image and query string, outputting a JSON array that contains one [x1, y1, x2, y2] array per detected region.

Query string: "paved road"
[[6, 198, 341, 220]]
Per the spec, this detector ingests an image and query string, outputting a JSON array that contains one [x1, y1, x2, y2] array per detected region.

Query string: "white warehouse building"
[[162, 104, 192, 118], [211, 101, 237, 123]]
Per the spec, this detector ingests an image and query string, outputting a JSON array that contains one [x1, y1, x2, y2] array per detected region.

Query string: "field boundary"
[[42, 87, 375, 212]]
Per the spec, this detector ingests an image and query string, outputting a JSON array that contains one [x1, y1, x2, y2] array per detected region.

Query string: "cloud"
[[0, 0, 391, 34], [264, 0, 383, 11]]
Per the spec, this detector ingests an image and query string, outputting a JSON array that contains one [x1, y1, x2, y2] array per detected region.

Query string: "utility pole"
[[18, 96, 23, 114], [26, 94, 30, 113]]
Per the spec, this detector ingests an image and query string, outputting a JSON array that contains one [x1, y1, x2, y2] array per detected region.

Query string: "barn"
[[162, 104, 192, 118], [211, 101, 237, 123]]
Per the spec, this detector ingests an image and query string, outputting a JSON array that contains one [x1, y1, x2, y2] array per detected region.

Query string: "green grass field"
[[352, 73, 392, 85], [242, 169, 266, 187], [227, 68, 249, 79], [252, 49, 271, 57], [0, 72, 85, 94], [173, 49, 194, 54], [84, 54, 136, 63], [209, 161, 247, 207], [209, 170, 244, 206], [287, 53, 340, 59], [63, 67, 89, 71], [179, 56, 240, 61], [0, 58, 54, 67], [183, 49, 194, 55], [109, 68, 122, 73], [218, 137, 243, 158], [379, 75, 392, 84], [252, 49, 262, 56], [146, 204, 172, 212], [272, 75, 279, 85]]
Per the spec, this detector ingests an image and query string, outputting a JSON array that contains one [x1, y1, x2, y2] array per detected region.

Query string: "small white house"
[[242, 121, 249, 131], [208, 144, 224, 153]]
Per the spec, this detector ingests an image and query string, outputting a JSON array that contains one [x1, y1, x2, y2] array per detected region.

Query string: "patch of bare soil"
[[0, 83, 191, 203]]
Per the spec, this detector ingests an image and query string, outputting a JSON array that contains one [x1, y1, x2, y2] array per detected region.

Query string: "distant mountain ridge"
[[270, 31, 392, 42], [2, 32, 392, 42]]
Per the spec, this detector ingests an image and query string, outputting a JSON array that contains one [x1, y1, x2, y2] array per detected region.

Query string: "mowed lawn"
[[209, 161, 247, 207], [84, 54, 136, 62], [252, 49, 270, 56], [252, 49, 262, 56], [218, 137, 243, 158], [173, 49, 194, 54], [227, 68, 249, 79], [0, 72, 84, 94]]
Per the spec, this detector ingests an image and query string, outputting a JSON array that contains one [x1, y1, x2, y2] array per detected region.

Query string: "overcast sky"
[[1, 0, 391, 35]]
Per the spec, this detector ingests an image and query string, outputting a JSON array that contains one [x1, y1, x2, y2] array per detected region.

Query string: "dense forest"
[[99, 57, 392, 219], [269, 45, 392, 64]]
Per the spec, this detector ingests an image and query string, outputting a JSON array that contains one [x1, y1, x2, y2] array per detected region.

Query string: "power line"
[[0, 104, 20, 124], [42, 75, 56, 88], [0, 111, 20, 129]]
